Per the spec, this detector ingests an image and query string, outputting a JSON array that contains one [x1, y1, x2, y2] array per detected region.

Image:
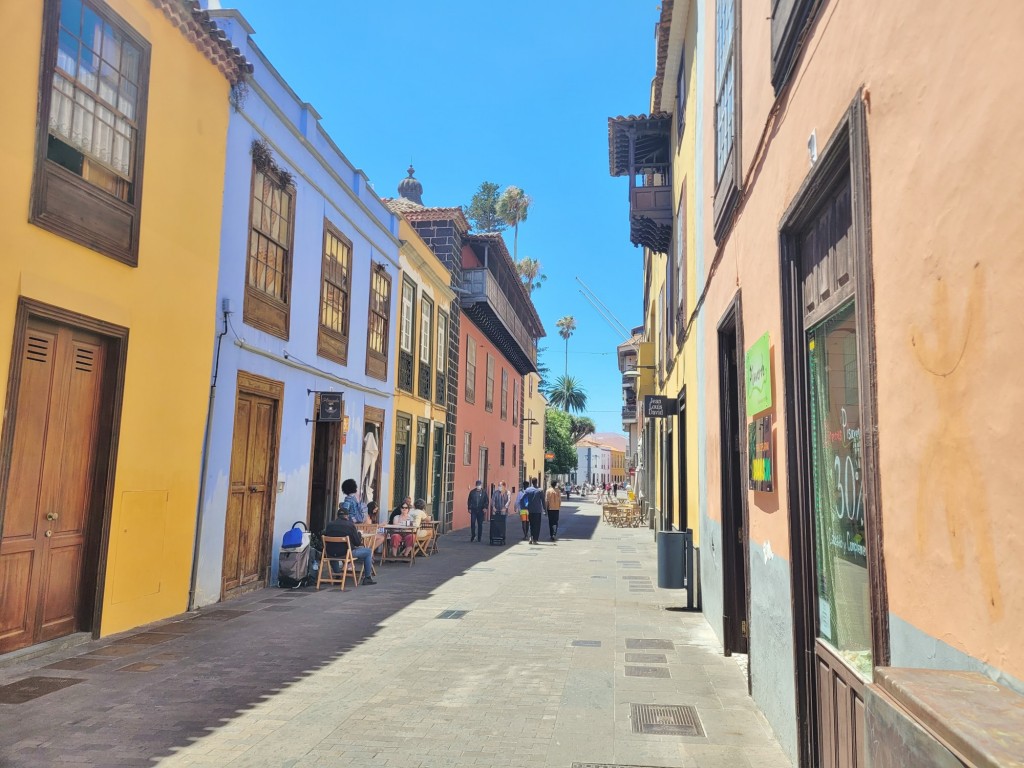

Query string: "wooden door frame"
[[227, 371, 283, 597], [0, 297, 128, 641], [305, 416, 341, 534], [778, 92, 887, 768], [717, 292, 750, 656]]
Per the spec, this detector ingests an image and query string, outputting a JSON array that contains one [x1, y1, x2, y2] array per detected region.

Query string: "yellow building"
[[385, 207, 456, 518], [609, 1, 699, 539], [0, 0, 248, 653], [522, 373, 547, 489]]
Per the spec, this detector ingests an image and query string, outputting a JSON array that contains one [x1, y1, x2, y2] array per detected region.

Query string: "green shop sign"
[[745, 333, 772, 415]]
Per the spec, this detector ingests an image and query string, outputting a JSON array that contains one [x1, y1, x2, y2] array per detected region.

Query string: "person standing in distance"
[[467, 480, 488, 542], [544, 480, 562, 543], [526, 477, 545, 545]]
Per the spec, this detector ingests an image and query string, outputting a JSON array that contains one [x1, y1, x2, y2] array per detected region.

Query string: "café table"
[[380, 524, 417, 565]]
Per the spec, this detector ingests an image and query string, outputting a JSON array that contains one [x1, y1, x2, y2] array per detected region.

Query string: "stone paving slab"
[[0, 499, 790, 767]]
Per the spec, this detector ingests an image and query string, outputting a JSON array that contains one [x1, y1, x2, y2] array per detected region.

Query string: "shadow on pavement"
[[0, 525, 538, 767]]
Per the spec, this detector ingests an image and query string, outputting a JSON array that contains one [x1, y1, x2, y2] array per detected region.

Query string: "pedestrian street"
[[0, 499, 790, 767]]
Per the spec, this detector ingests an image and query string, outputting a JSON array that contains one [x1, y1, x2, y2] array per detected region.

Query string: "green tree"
[[516, 257, 547, 294], [497, 185, 531, 260], [568, 414, 595, 445], [555, 315, 576, 377], [544, 408, 577, 476], [535, 346, 551, 394], [547, 375, 588, 413], [466, 181, 507, 233]]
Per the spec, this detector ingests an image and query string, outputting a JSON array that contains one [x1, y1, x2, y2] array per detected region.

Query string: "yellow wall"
[[0, 0, 232, 636], [389, 219, 453, 502], [645, 7, 700, 542], [523, 373, 546, 488]]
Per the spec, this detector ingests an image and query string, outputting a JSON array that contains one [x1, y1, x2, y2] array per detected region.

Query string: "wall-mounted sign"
[[643, 395, 678, 418], [745, 333, 772, 415], [544, 452, 555, 460], [316, 392, 343, 422], [748, 414, 773, 492]]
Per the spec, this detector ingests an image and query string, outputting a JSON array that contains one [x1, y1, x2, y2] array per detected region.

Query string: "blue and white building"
[[191, 8, 400, 606]]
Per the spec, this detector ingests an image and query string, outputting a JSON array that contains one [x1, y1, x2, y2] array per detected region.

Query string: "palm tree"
[[516, 257, 547, 294], [497, 186, 531, 261], [547, 375, 588, 413], [555, 316, 576, 377]]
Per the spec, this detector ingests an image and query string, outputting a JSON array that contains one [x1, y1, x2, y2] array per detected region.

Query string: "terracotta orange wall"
[[451, 317, 523, 530], [699, 0, 1024, 678]]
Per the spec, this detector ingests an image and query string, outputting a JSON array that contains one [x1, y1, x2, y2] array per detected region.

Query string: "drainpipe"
[[188, 300, 231, 611]]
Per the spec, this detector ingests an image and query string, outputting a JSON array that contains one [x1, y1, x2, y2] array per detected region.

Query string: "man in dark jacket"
[[526, 477, 546, 545], [324, 504, 375, 585], [467, 480, 488, 542]]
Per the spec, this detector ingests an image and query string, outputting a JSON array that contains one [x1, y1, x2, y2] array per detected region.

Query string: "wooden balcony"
[[607, 113, 673, 254], [460, 268, 538, 375]]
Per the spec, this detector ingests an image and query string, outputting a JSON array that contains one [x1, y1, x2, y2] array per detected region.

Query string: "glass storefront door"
[[807, 300, 872, 678]]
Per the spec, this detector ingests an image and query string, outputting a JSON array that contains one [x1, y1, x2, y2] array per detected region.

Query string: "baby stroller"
[[278, 521, 320, 588]]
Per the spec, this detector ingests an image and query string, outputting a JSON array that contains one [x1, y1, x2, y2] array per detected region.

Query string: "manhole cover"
[[571, 640, 602, 647], [44, 657, 108, 671], [0, 676, 83, 704], [625, 665, 671, 678], [113, 632, 177, 646], [625, 653, 668, 663], [630, 703, 705, 736], [436, 610, 468, 619], [626, 638, 674, 650]]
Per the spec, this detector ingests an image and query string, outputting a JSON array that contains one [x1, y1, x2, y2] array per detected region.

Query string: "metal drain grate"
[[622, 576, 650, 580], [625, 653, 668, 664], [625, 665, 671, 678], [571, 640, 602, 647], [572, 764, 668, 768], [0, 676, 83, 704], [436, 610, 468, 619], [630, 703, 704, 736], [625, 638, 674, 650]]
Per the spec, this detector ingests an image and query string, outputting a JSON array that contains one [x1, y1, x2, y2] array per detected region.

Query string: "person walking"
[[526, 477, 545, 545], [467, 480, 488, 542], [515, 485, 529, 540], [491, 482, 510, 518], [544, 481, 562, 543]]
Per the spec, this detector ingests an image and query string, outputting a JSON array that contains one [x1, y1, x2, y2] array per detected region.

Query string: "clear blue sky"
[[223, 0, 654, 434]]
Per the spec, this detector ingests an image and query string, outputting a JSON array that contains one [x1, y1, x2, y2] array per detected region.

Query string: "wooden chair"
[[317, 535, 360, 590], [413, 524, 435, 559], [427, 521, 441, 555]]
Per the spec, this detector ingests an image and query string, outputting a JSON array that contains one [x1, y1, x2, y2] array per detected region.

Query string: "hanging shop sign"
[[748, 413, 774, 492], [745, 332, 772, 415], [308, 390, 343, 423], [643, 395, 678, 418]]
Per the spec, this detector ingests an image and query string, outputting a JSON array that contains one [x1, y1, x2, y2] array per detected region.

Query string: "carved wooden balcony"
[[608, 113, 673, 254], [460, 267, 538, 375]]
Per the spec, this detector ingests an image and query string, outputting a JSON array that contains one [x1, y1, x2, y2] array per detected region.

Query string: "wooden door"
[[431, 426, 444, 520], [222, 391, 276, 597], [719, 305, 749, 655], [1, 319, 110, 653], [414, 419, 429, 502], [308, 419, 341, 534]]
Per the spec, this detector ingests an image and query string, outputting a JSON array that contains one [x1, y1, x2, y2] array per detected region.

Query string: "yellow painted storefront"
[[644, 2, 700, 543], [522, 374, 546, 489], [387, 216, 455, 507], [0, 0, 242, 645]]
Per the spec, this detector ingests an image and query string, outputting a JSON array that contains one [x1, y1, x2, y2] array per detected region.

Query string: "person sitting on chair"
[[324, 504, 375, 585], [388, 502, 416, 557], [411, 498, 433, 547], [365, 501, 379, 525]]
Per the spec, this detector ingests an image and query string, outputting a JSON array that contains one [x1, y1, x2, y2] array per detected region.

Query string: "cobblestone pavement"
[[0, 499, 791, 767]]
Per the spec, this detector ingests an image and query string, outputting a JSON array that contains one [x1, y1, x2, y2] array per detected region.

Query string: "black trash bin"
[[657, 530, 686, 589]]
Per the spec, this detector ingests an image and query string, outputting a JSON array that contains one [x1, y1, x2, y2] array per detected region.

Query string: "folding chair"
[[317, 535, 361, 590], [413, 524, 435, 559], [427, 520, 441, 554]]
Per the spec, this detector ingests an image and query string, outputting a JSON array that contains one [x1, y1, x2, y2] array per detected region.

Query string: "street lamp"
[[622, 366, 656, 379]]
